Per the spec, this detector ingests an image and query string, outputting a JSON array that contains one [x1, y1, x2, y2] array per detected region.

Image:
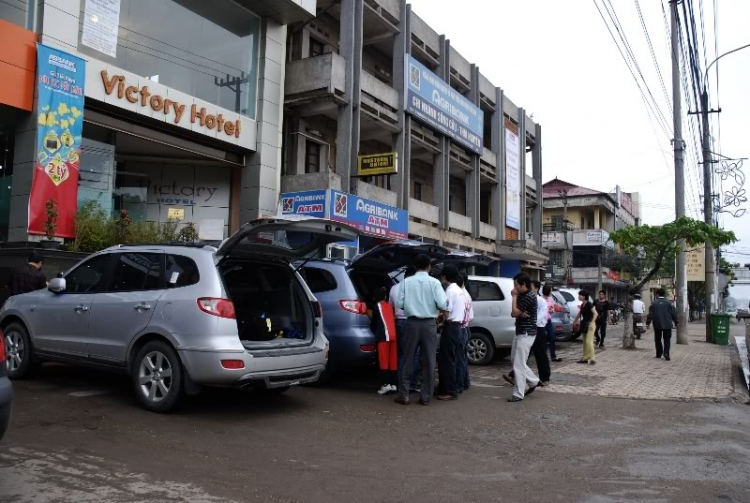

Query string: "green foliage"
[[70, 201, 194, 253], [44, 199, 59, 240], [610, 217, 737, 291]]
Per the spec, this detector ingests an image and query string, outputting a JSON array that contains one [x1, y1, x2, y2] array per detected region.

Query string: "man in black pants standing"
[[594, 290, 611, 348], [507, 280, 551, 386], [648, 288, 677, 361]]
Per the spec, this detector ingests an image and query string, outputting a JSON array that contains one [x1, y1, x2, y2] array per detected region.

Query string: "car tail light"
[[313, 301, 323, 318], [221, 359, 245, 370], [340, 300, 368, 315], [197, 298, 236, 319], [553, 305, 564, 313], [360, 344, 376, 352], [555, 326, 563, 331], [0, 329, 5, 363]]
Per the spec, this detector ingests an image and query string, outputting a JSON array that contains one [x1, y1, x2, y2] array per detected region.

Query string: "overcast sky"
[[408, 0, 750, 280]]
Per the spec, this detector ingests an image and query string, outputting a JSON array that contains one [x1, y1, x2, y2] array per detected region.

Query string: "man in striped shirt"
[[505, 272, 540, 402]]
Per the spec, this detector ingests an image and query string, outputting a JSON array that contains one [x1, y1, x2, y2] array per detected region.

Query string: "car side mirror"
[[48, 277, 66, 293]]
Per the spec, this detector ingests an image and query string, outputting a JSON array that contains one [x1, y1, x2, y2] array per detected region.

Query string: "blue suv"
[[298, 241, 491, 372]]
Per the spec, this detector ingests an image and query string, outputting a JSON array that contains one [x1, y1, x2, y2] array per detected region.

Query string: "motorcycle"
[[633, 314, 645, 339]]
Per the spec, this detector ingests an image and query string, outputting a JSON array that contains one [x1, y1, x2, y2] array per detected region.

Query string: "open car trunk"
[[348, 268, 394, 311], [220, 259, 313, 349]]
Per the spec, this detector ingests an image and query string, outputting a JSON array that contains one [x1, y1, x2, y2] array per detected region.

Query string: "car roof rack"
[[114, 242, 220, 250]]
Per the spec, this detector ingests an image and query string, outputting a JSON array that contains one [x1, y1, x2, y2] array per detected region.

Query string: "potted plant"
[[41, 198, 61, 249], [178, 222, 199, 243]]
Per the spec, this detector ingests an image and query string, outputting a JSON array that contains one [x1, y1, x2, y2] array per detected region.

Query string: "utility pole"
[[597, 253, 603, 299], [671, 1, 688, 345], [701, 88, 716, 343]]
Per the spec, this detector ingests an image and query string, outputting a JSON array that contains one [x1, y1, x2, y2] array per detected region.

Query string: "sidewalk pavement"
[[470, 321, 745, 402], [545, 321, 738, 400]]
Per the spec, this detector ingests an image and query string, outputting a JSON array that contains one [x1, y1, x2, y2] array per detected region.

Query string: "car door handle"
[[135, 304, 152, 311], [74, 305, 89, 313]]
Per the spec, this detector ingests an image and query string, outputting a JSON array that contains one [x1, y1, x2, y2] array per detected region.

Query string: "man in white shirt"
[[508, 280, 551, 385], [390, 267, 418, 391], [436, 265, 465, 401], [632, 293, 646, 337]]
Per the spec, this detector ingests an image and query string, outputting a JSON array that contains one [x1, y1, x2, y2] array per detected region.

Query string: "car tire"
[[467, 331, 495, 366], [4, 322, 38, 380], [555, 330, 574, 342], [132, 341, 183, 413]]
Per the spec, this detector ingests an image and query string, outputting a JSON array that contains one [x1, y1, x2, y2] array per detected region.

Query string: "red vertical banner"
[[28, 45, 86, 238]]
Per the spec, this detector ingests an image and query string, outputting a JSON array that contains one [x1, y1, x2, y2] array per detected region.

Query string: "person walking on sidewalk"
[[456, 273, 473, 393], [390, 266, 419, 392], [395, 254, 448, 406], [507, 280, 551, 386], [573, 290, 597, 365], [372, 287, 398, 395], [543, 284, 562, 362], [647, 288, 677, 361], [504, 273, 540, 402], [7, 252, 47, 297], [436, 265, 465, 401], [594, 290, 611, 348]]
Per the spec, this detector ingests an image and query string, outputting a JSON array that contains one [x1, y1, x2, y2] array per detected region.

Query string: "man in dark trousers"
[[7, 252, 47, 297], [507, 280, 551, 385], [594, 290, 611, 348], [648, 288, 677, 361]]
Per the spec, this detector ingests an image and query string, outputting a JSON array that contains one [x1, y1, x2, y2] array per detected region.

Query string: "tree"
[[610, 217, 736, 349]]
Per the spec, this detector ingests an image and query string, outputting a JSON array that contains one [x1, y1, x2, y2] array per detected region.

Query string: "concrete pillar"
[[532, 123, 543, 244], [518, 107, 527, 238], [348, 0, 364, 194], [492, 88, 506, 247], [466, 64, 481, 239], [391, 0, 411, 209], [594, 207, 601, 229], [336, 0, 357, 193], [241, 19, 287, 222], [434, 138, 450, 230]]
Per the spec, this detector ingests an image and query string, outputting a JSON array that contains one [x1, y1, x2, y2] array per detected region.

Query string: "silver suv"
[[0, 218, 357, 412]]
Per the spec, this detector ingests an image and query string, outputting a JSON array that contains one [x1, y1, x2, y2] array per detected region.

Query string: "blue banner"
[[405, 55, 484, 154], [279, 190, 328, 218], [28, 45, 86, 238], [330, 190, 408, 240]]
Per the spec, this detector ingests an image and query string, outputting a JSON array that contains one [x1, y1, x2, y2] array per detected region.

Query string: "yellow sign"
[[686, 244, 705, 282], [167, 208, 185, 220], [357, 152, 398, 177]]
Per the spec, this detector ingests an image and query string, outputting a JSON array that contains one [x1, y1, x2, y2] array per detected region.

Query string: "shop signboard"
[[81, 0, 122, 58], [357, 152, 398, 177], [505, 121, 521, 230], [28, 45, 86, 238], [405, 55, 483, 154], [278, 190, 328, 218], [330, 190, 408, 240], [686, 244, 705, 282]]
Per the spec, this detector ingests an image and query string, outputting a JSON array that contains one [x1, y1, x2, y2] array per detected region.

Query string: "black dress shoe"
[[418, 399, 429, 406], [394, 397, 410, 405], [507, 396, 523, 402], [664, 356, 671, 361], [502, 374, 515, 385], [526, 385, 537, 396]]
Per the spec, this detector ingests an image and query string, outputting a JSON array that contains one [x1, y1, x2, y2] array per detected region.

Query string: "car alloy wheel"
[[467, 337, 487, 364], [138, 351, 173, 403], [5, 330, 24, 373]]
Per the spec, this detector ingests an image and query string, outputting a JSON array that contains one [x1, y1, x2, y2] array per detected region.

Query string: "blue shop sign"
[[329, 190, 408, 240], [405, 55, 484, 154], [278, 189, 327, 218]]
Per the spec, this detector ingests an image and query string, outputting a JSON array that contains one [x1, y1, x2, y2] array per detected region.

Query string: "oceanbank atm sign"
[[279, 189, 408, 240]]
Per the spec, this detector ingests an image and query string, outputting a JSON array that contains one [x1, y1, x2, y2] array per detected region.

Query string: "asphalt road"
[[1, 335, 750, 503]]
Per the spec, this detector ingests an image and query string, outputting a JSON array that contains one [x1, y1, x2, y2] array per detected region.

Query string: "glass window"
[[305, 142, 320, 173], [414, 182, 422, 201], [467, 281, 504, 302], [309, 38, 325, 58], [77, 0, 260, 118], [559, 291, 575, 302], [300, 267, 337, 293], [65, 254, 113, 293], [109, 253, 163, 291], [165, 254, 200, 288]]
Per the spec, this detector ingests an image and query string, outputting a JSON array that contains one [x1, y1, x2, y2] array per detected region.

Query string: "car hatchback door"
[[87, 252, 166, 365]]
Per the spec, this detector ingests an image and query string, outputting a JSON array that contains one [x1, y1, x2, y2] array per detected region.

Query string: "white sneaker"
[[377, 385, 391, 395], [388, 385, 398, 393]]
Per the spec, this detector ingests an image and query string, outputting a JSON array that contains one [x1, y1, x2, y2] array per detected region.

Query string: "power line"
[[634, 0, 672, 117]]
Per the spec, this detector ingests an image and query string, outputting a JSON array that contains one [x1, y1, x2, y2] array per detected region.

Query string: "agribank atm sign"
[[279, 189, 408, 240]]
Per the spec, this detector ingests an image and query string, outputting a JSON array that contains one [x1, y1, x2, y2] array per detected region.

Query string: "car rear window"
[[300, 267, 338, 293], [559, 291, 575, 302], [467, 281, 504, 301], [165, 255, 200, 288]]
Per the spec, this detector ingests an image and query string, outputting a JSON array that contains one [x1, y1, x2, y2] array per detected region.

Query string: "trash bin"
[[711, 314, 731, 345]]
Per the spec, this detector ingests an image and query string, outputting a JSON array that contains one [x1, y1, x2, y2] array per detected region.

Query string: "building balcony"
[[409, 198, 439, 225], [449, 211, 472, 234], [280, 171, 343, 194], [360, 70, 399, 130], [284, 53, 347, 106], [479, 222, 497, 241]]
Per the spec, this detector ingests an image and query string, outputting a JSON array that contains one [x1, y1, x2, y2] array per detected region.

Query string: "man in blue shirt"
[[396, 254, 448, 405]]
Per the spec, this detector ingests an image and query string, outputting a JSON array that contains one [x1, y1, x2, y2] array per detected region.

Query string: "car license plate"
[[636, 323, 644, 328]]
